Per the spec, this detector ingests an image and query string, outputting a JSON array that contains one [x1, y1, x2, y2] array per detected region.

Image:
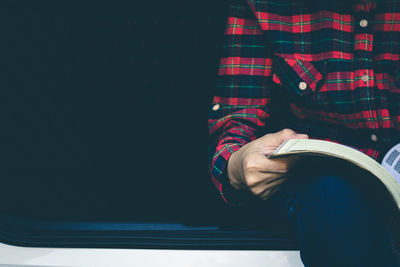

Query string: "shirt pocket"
[[272, 54, 327, 96]]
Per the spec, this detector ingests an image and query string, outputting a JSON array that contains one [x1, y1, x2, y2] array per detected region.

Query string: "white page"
[[381, 143, 400, 184]]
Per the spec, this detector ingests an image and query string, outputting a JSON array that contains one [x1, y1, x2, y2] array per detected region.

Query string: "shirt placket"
[[353, 5, 380, 146]]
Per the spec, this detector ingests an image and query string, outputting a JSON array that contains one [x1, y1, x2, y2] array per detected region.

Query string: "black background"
[[0, 0, 233, 224]]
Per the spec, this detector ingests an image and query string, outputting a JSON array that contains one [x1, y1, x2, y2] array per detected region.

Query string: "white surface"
[[0, 243, 304, 267]]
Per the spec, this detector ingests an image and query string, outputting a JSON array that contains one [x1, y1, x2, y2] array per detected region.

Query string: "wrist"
[[227, 150, 243, 190]]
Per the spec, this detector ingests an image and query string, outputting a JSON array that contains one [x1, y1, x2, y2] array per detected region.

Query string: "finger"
[[249, 172, 288, 187], [246, 153, 291, 173], [249, 174, 288, 199]]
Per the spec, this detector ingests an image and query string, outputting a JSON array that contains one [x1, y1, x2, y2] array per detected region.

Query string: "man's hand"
[[227, 129, 308, 200]]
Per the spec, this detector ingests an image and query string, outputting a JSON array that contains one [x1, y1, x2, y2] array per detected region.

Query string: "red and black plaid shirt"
[[208, 0, 400, 203]]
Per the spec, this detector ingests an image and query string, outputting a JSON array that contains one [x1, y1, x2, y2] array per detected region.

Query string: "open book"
[[269, 139, 400, 212]]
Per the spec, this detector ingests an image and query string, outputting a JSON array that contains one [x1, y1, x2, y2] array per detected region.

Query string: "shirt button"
[[370, 134, 378, 142], [299, 82, 307, 90], [360, 19, 368, 28], [361, 74, 369, 82], [212, 104, 220, 111]]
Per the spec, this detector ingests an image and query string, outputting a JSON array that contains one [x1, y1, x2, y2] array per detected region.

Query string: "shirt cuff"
[[220, 170, 252, 206]]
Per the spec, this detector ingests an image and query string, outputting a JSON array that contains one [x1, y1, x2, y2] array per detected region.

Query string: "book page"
[[382, 143, 400, 184], [269, 139, 400, 211]]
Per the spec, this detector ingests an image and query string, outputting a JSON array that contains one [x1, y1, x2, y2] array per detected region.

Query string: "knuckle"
[[280, 162, 290, 172], [260, 189, 275, 200], [245, 175, 259, 187], [260, 133, 272, 140], [275, 162, 289, 173], [250, 185, 268, 198], [243, 154, 259, 171], [249, 187, 259, 196]]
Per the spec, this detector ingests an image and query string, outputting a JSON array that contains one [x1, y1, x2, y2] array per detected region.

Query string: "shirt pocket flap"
[[272, 55, 326, 96]]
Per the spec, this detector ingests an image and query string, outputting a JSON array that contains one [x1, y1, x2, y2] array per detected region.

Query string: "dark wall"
[[0, 1, 230, 223]]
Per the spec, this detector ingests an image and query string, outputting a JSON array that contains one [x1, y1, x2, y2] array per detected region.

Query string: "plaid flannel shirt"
[[208, 0, 400, 203]]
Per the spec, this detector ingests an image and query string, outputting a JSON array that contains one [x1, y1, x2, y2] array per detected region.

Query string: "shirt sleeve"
[[208, 1, 274, 204]]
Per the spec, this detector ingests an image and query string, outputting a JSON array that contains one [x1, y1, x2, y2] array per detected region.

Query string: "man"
[[208, 0, 400, 265]]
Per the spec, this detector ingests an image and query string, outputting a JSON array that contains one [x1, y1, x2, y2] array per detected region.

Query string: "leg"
[[288, 160, 398, 267]]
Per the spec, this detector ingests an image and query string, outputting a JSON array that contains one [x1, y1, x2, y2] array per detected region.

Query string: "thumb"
[[279, 133, 309, 145], [271, 129, 307, 144], [291, 133, 309, 140], [260, 129, 309, 148]]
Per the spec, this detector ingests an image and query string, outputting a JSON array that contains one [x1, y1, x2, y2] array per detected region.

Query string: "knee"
[[291, 172, 381, 225], [291, 173, 397, 267], [296, 173, 363, 207]]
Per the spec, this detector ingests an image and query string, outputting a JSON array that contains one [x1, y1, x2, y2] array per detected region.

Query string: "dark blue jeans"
[[250, 158, 400, 267]]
